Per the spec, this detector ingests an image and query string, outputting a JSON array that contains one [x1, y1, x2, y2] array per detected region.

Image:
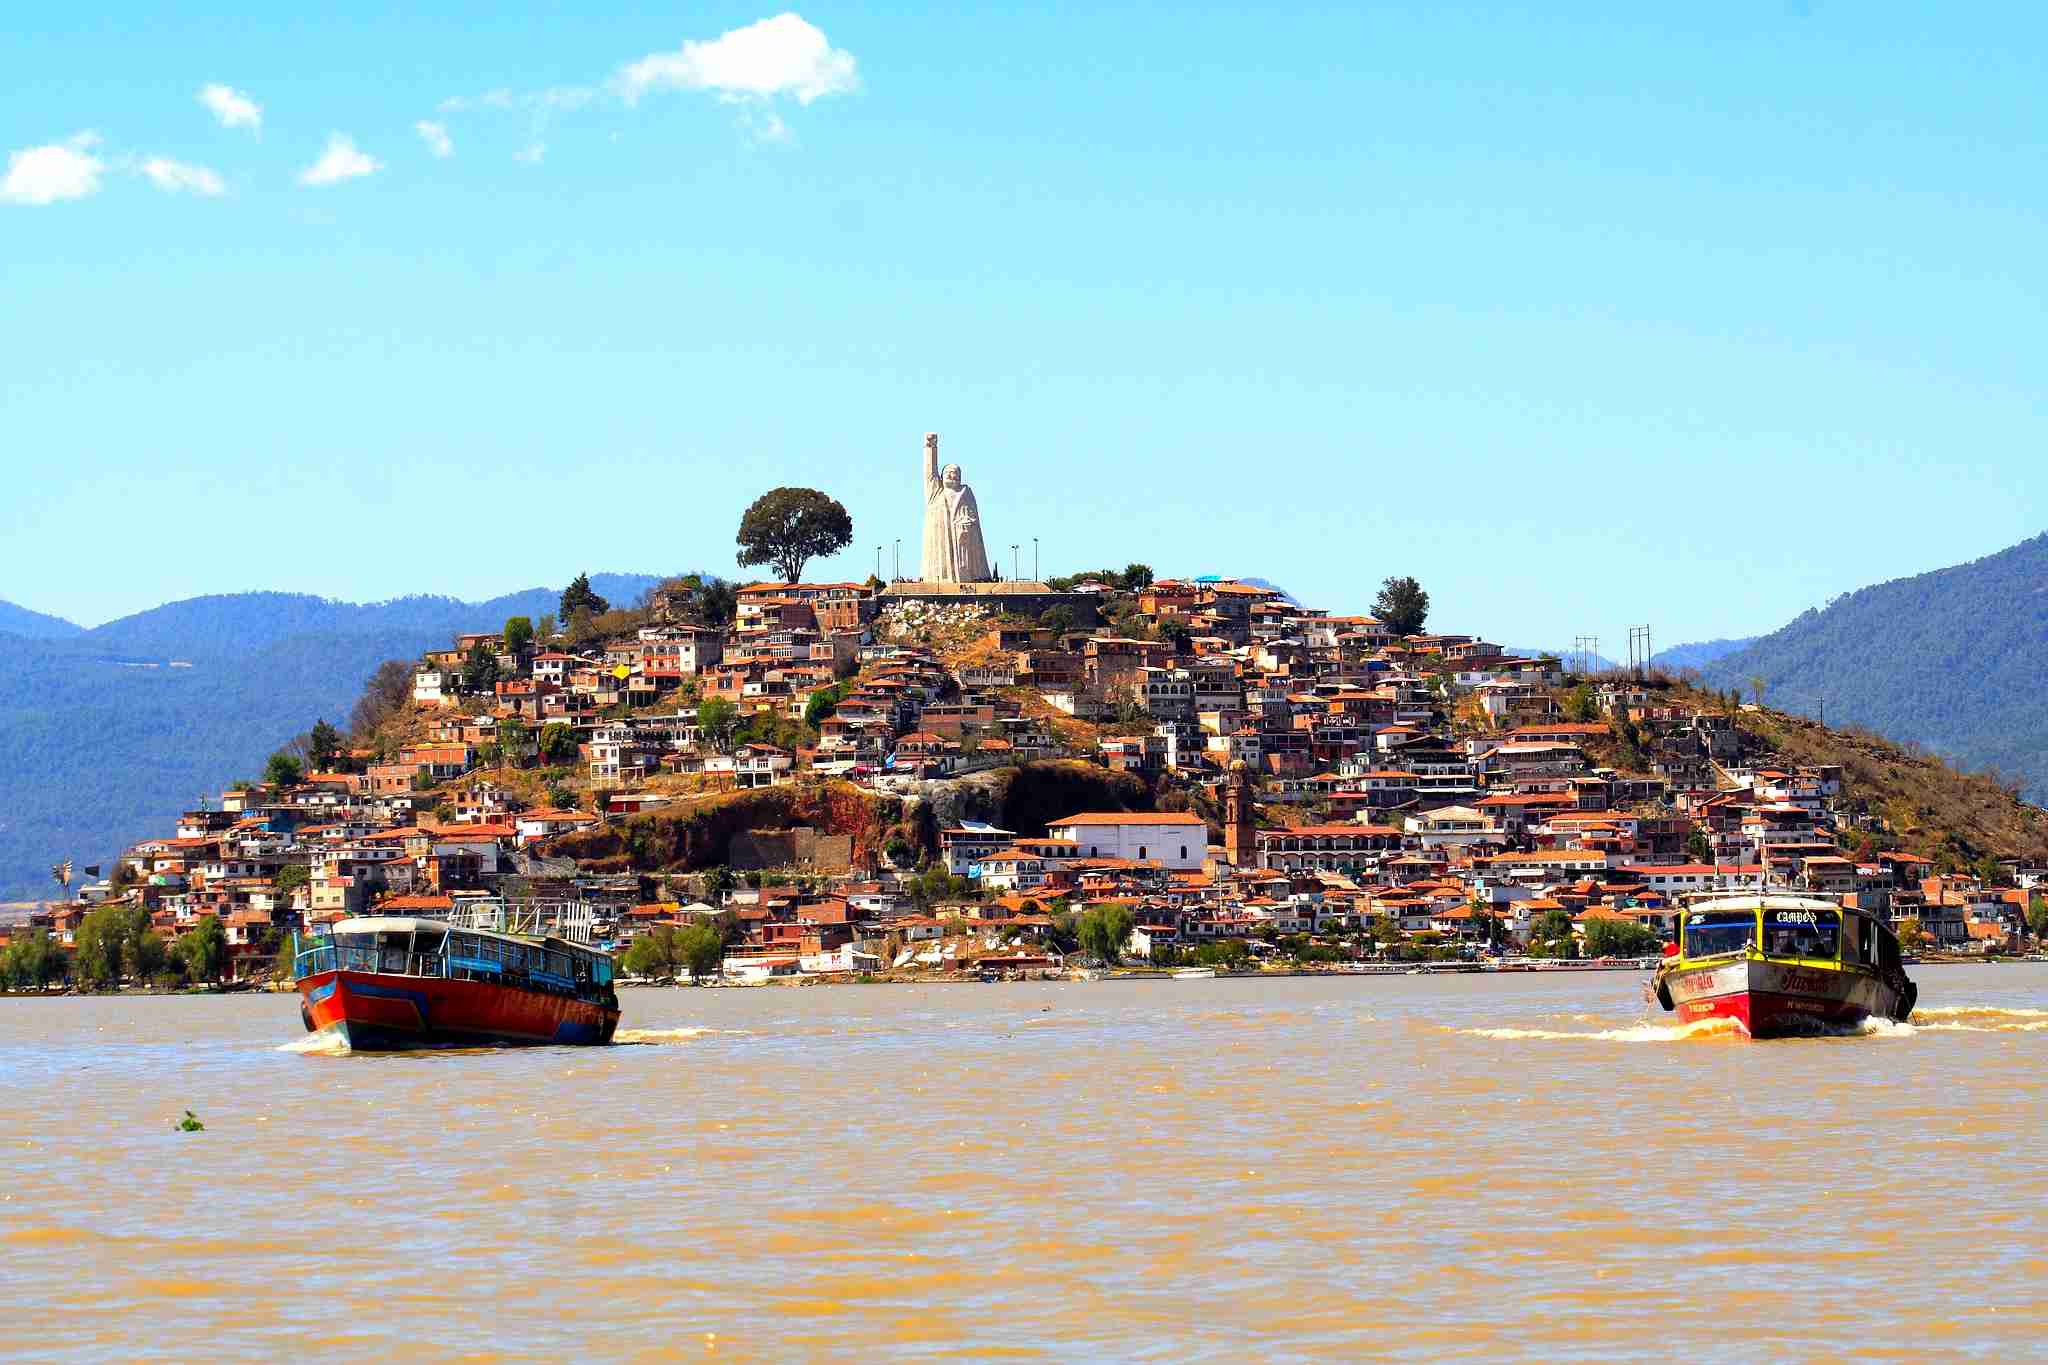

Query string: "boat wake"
[[1457, 1017, 1742, 1043], [1904, 1005, 2048, 1034], [276, 1032, 350, 1056], [613, 1027, 741, 1045]]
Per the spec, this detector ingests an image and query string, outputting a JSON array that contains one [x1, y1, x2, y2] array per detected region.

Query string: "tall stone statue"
[[920, 433, 992, 582]]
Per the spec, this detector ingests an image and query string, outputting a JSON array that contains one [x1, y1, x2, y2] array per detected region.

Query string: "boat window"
[[1683, 911, 1755, 958], [1855, 915, 1875, 965], [1765, 908, 1839, 960]]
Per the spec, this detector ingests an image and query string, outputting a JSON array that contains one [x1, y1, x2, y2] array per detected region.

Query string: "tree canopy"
[[1581, 916, 1663, 958], [307, 720, 344, 771], [735, 487, 853, 584], [73, 905, 163, 987], [1077, 903, 1135, 965], [175, 914, 229, 983], [1373, 576, 1430, 637], [559, 573, 610, 622], [696, 697, 741, 753], [538, 722, 579, 766], [1528, 907, 1577, 958], [502, 616, 534, 653], [461, 642, 501, 693]]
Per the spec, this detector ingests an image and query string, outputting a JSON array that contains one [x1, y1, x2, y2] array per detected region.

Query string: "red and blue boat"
[[1653, 893, 1916, 1038], [293, 908, 620, 1051]]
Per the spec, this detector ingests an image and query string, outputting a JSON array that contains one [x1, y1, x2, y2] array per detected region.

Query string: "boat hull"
[[298, 969, 620, 1051], [1658, 957, 1909, 1038]]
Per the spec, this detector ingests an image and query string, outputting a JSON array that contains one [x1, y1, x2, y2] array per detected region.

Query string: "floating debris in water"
[[175, 1110, 205, 1132]]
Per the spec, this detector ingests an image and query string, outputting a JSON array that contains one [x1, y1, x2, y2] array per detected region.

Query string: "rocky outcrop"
[[544, 781, 906, 874]]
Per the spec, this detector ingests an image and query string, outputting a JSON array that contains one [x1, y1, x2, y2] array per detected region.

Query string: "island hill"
[[9, 564, 2048, 989]]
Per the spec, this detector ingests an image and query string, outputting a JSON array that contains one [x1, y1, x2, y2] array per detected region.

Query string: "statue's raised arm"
[[923, 432, 941, 496]]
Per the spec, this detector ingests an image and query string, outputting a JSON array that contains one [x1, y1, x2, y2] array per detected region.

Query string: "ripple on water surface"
[[3, 966, 2047, 1360]]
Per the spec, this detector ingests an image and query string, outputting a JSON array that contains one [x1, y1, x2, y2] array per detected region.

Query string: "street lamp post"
[[1032, 537, 1039, 582], [1011, 544, 1019, 582]]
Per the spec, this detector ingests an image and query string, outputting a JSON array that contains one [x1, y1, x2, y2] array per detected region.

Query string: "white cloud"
[[198, 83, 262, 131], [414, 120, 454, 158], [298, 133, 381, 186], [141, 157, 225, 195], [1, 132, 105, 206], [618, 13, 858, 106], [438, 86, 593, 114], [515, 142, 546, 164]]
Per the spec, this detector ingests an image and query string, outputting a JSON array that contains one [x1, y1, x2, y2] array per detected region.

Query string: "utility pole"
[[1572, 635, 1600, 676], [1011, 544, 1020, 582], [893, 539, 901, 582], [1626, 624, 1651, 680], [1033, 537, 1039, 582], [875, 545, 882, 583]]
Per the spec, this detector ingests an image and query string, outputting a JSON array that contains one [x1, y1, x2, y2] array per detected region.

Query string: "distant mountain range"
[[1506, 637, 1758, 674], [1703, 531, 2048, 800], [0, 600, 84, 639], [0, 575, 661, 901]]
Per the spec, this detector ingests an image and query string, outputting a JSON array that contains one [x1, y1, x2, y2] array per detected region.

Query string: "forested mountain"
[[0, 600, 83, 639], [1651, 637, 1756, 671], [0, 575, 661, 901], [1703, 532, 2048, 799]]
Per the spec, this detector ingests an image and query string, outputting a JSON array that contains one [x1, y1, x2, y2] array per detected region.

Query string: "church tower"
[[1223, 760, 1257, 867]]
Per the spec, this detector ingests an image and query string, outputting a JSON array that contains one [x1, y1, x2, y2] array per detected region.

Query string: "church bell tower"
[[1224, 760, 1257, 867]]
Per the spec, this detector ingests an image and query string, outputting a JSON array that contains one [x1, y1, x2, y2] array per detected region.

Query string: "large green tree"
[[697, 697, 741, 754], [307, 719, 344, 771], [1529, 908, 1578, 959], [0, 929, 65, 989], [559, 573, 610, 622], [622, 927, 681, 978], [264, 752, 304, 787], [735, 487, 853, 584], [1077, 903, 1135, 966], [1372, 576, 1430, 637], [1582, 916, 1662, 958], [73, 905, 163, 987], [461, 642, 502, 693], [678, 922, 726, 982], [176, 915, 229, 983], [503, 616, 535, 654], [497, 717, 530, 766], [538, 723, 579, 766]]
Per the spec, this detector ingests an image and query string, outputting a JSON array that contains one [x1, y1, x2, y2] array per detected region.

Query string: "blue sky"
[[5, 4, 2045, 647]]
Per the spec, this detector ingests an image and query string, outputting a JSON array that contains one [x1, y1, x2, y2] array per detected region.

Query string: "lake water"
[[4, 964, 2046, 1361]]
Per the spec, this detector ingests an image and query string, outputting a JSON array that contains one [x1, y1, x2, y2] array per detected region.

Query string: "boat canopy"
[[1676, 894, 1900, 972]]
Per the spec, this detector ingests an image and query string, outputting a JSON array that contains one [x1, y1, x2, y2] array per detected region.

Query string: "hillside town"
[[6, 563, 2047, 990]]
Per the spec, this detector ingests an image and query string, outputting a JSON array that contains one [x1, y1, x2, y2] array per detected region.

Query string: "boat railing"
[[446, 898, 599, 944], [295, 941, 456, 980]]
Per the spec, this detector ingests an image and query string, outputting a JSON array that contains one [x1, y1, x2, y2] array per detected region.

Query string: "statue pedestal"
[[878, 580, 1099, 624]]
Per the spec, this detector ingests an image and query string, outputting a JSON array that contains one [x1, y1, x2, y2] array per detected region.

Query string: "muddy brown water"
[[4, 964, 2045, 1361]]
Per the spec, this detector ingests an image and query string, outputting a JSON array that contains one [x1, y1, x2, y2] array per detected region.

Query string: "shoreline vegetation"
[[5, 950, 2035, 1001]]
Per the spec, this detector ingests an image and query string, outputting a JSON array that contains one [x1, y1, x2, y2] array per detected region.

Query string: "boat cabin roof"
[[328, 915, 607, 963], [1681, 893, 1875, 920]]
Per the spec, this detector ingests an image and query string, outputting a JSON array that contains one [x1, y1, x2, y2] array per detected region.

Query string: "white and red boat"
[[292, 902, 620, 1051], [1653, 893, 1916, 1038]]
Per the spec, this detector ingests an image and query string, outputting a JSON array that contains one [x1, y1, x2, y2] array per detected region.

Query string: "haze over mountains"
[[0, 576, 659, 902], [1702, 531, 2048, 801]]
